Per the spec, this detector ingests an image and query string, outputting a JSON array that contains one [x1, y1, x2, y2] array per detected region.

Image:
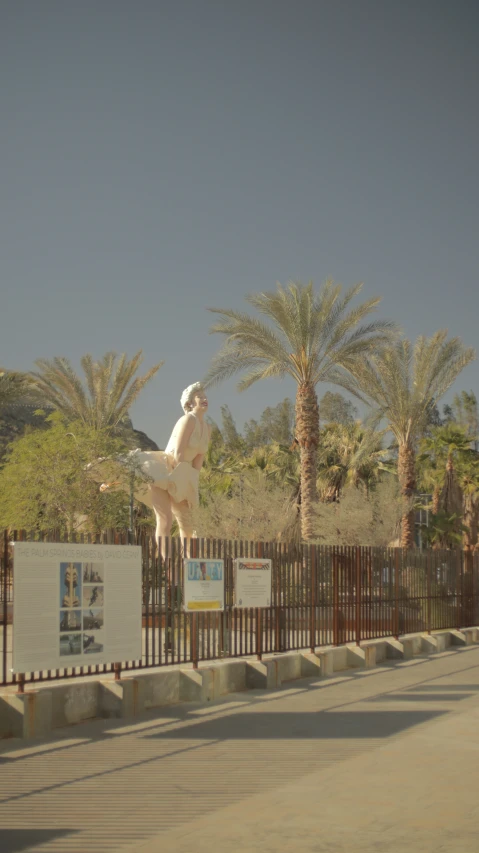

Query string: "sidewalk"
[[1, 645, 479, 852]]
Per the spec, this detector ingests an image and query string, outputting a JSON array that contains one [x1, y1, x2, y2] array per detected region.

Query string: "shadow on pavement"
[[0, 829, 78, 853], [366, 691, 474, 702], [146, 709, 447, 741]]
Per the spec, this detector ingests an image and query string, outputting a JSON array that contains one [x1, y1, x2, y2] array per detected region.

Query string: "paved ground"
[[1, 646, 479, 853]]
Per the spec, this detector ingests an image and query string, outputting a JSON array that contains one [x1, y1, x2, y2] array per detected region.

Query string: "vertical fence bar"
[[2, 530, 8, 686], [355, 545, 361, 646], [426, 551, 432, 634], [191, 537, 198, 669], [144, 533, 150, 667], [256, 541, 263, 661], [333, 548, 339, 646], [310, 544, 316, 652], [457, 549, 462, 630], [394, 549, 400, 639]]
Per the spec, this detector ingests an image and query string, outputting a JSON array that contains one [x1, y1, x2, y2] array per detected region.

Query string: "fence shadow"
[[146, 708, 447, 742], [0, 830, 79, 853]]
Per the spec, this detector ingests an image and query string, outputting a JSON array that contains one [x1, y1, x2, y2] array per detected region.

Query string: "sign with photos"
[[13, 542, 142, 674], [183, 559, 225, 611]]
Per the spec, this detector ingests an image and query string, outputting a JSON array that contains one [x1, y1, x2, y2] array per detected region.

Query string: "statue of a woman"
[[97, 382, 211, 545]]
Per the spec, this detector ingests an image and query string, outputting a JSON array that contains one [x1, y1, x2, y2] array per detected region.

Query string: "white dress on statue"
[[89, 413, 209, 510]]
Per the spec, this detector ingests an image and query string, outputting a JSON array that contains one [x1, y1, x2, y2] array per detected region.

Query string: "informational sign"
[[13, 542, 142, 674], [183, 559, 224, 611], [234, 558, 272, 608]]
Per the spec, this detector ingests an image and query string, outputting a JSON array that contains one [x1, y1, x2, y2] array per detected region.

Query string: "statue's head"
[[181, 382, 208, 414]]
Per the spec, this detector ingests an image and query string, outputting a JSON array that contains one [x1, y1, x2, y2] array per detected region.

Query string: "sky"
[[1, 0, 478, 447]]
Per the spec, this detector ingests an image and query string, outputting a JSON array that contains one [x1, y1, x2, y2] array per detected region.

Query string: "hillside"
[[0, 402, 159, 461]]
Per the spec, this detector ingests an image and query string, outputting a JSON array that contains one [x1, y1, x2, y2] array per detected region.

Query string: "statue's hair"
[[180, 382, 204, 413]]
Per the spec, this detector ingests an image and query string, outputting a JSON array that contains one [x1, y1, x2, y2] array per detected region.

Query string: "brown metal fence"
[[1, 530, 479, 688]]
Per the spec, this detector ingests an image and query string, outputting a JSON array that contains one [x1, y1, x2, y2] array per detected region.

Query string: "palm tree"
[[317, 421, 391, 503], [419, 424, 473, 512], [418, 424, 473, 548], [31, 351, 163, 433], [351, 333, 475, 549], [204, 280, 396, 540], [0, 369, 36, 410], [459, 456, 479, 552]]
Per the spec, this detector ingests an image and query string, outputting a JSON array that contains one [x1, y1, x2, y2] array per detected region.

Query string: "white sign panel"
[[183, 559, 224, 611], [234, 559, 272, 608], [13, 542, 142, 674]]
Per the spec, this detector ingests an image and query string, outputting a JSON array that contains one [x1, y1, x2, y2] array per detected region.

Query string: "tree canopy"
[[31, 351, 163, 433]]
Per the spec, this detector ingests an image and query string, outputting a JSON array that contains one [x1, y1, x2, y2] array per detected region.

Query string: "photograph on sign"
[[60, 562, 82, 608], [60, 609, 82, 631], [234, 558, 272, 608], [183, 559, 225, 611], [82, 584, 104, 608], [83, 562, 104, 583], [13, 541, 142, 675]]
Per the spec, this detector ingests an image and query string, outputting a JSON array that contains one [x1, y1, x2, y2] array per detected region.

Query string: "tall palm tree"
[[351, 333, 475, 548], [204, 280, 396, 540], [31, 351, 163, 433], [0, 369, 35, 410]]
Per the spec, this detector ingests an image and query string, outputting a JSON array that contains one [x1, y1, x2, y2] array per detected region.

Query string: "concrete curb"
[[1, 627, 478, 740]]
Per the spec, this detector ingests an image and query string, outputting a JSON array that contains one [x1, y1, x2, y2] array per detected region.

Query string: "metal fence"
[[2, 529, 479, 687]]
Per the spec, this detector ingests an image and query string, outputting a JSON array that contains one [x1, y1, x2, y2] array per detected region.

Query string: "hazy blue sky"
[[1, 0, 478, 446]]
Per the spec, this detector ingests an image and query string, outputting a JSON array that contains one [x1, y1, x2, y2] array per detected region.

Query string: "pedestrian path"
[[1, 646, 479, 852]]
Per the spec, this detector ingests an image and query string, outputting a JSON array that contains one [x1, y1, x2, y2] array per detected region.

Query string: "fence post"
[[333, 548, 339, 646], [394, 549, 400, 639], [463, 549, 474, 627], [275, 542, 283, 652], [2, 530, 8, 687], [355, 546, 361, 646], [190, 538, 199, 669], [255, 541, 263, 660], [310, 544, 316, 653], [426, 551, 432, 634], [457, 550, 463, 630]]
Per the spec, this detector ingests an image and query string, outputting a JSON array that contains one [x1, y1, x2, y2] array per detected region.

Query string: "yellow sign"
[[187, 600, 221, 611]]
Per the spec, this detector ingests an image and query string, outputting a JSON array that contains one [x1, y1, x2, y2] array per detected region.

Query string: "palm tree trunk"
[[431, 485, 442, 549], [398, 442, 416, 549], [295, 382, 319, 541], [463, 493, 478, 552]]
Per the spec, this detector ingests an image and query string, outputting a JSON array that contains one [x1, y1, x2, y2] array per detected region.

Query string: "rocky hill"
[[0, 402, 159, 460]]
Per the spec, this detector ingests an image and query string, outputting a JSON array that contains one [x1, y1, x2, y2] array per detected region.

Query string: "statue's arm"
[[173, 414, 196, 464], [192, 453, 204, 471]]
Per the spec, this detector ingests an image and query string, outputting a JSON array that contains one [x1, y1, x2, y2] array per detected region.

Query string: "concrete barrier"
[[315, 650, 334, 676], [2, 627, 479, 740], [300, 653, 322, 678], [276, 653, 302, 683], [245, 660, 280, 690], [0, 690, 52, 739]]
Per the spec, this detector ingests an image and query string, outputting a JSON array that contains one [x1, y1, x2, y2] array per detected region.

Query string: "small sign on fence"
[[234, 558, 272, 608], [183, 559, 225, 611], [12, 541, 142, 674]]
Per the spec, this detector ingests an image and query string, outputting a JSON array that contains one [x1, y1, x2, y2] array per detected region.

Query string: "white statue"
[[94, 382, 211, 547]]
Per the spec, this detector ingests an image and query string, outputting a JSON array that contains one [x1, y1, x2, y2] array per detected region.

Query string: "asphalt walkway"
[[1, 645, 479, 852]]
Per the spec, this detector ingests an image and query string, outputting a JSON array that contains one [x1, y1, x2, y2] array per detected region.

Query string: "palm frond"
[[32, 352, 163, 432]]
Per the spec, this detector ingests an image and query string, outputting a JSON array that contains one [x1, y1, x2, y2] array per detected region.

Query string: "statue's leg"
[[150, 486, 173, 558], [171, 499, 195, 555]]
